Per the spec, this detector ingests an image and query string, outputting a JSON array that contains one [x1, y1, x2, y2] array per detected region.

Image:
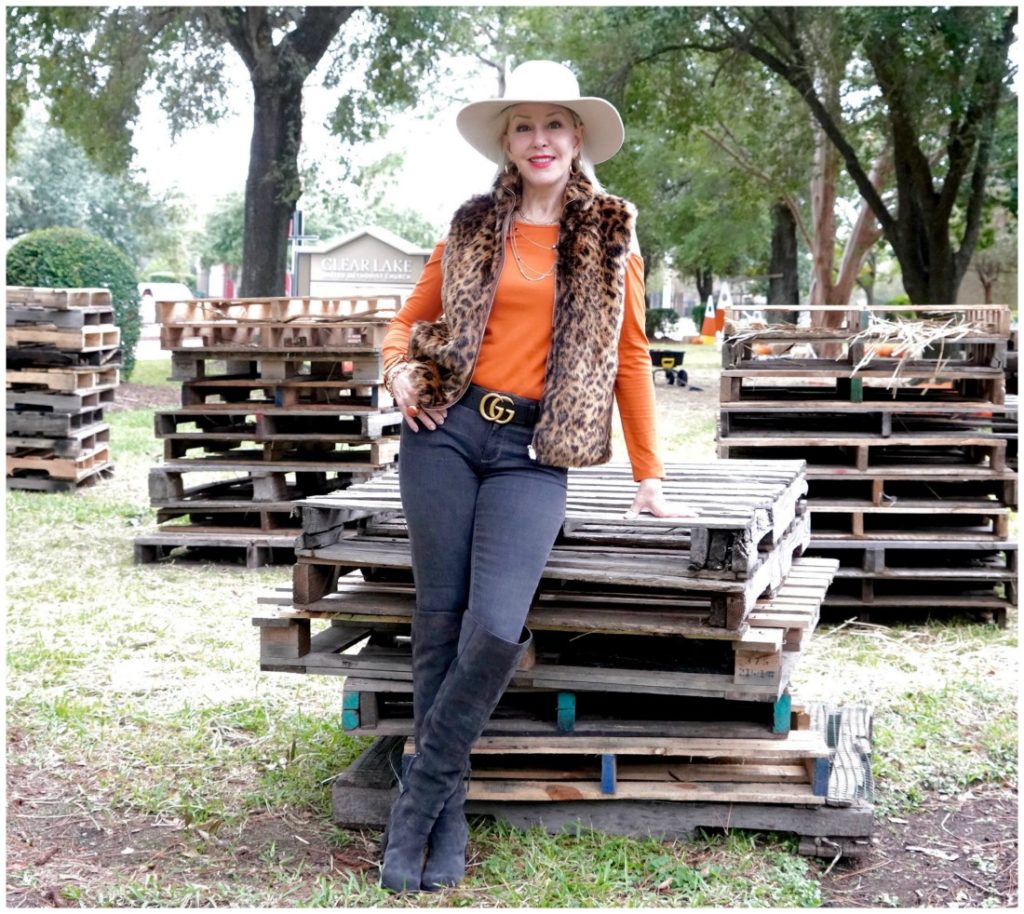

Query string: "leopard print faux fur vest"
[[407, 171, 635, 468]]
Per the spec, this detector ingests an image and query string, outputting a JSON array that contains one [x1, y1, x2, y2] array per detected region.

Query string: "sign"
[[317, 254, 417, 284], [298, 226, 431, 296]]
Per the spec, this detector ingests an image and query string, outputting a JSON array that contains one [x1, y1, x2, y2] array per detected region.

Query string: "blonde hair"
[[493, 105, 605, 193]]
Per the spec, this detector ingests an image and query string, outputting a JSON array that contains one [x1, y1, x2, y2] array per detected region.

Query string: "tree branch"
[[726, 13, 896, 235], [698, 125, 813, 249], [283, 7, 356, 71]]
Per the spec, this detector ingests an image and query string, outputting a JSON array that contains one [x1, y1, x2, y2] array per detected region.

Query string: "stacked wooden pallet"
[[133, 295, 402, 567], [253, 461, 875, 854], [719, 304, 1017, 624], [6, 286, 120, 492]]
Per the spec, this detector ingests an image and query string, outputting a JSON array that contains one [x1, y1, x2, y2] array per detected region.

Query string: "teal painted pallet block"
[[341, 691, 360, 731]]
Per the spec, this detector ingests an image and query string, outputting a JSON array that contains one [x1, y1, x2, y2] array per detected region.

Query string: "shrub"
[[143, 269, 197, 290], [6, 227, 141, 377], [645, 307, 680, 340]]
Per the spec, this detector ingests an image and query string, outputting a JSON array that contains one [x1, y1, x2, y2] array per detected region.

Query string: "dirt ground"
[[816, 786, 1017, 908], [7, 747, 1017, 907]]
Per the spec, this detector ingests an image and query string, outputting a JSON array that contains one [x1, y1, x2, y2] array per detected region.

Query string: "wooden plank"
[[464, 778, 825, 804], [6, 286, 112, 308], [7, 323, 120, 351], [5, 366, 119, 391]]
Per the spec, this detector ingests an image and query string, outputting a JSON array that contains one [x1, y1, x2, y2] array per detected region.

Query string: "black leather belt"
[[460, 383, 541, 427]]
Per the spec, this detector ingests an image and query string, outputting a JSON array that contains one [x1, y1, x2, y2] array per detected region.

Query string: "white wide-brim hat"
[[456, 60, 625, 165]]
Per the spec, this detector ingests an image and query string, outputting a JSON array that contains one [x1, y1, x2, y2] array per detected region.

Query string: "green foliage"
[[300, 152, 444, 247], [5, 227, 141, 377], [6, 114, 188, 267], [143, 270, 197, 289], [197, 193, 245, 270], [645, 307, 679, 339]]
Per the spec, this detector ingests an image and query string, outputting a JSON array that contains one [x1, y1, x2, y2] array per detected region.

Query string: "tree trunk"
[[694, 267, 713, 304], [832, 151, 891, 306], [240, 77, 304, 296], [207, 6, 356, 298], [807, 126, 839, 309], [767, 200, 799, 307]]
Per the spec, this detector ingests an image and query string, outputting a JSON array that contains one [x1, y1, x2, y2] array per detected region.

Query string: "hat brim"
[[456, 97, 624, 165]]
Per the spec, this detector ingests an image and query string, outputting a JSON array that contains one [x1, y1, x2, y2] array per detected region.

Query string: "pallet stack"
[[719, 304, 1017, 625], [253, 461, 876, 856], [6, 286, 120, 492], [133, 295, 402, 567]]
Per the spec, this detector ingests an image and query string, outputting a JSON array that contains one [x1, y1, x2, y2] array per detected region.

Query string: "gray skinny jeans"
[[398, 396, 568, 642]]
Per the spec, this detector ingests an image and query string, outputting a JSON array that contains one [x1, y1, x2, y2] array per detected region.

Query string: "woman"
[[378, 60, 697, 893]]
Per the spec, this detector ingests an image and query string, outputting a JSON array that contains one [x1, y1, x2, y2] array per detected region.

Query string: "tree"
[[6, 112, 187, 267], [197, 192, 245, 278], [705, 6, 1018, 304], [6, 6, 461, 296]]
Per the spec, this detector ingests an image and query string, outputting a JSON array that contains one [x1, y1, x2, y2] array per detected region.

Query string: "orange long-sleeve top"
[[383, 222, 664, 481]]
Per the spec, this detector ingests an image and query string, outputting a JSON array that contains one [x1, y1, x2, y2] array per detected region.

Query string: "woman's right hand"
[[391, 364, 448, 432]]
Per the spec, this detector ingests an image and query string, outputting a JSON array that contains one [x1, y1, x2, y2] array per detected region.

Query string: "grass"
[[5, 355, 1017, 906]]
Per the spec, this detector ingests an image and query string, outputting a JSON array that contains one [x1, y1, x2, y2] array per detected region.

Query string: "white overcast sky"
[[132, 51, 496, 237]]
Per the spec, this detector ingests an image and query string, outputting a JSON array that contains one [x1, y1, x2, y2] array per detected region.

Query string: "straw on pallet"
[[849, 315, 978, 394]]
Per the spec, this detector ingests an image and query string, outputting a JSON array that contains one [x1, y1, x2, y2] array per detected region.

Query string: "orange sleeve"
[[615, 252, 665, 481], [382, 242, 445, 370]]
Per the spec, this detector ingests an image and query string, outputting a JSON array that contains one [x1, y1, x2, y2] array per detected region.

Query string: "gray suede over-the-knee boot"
[[410, 611, 471, 891], [379, 617, 530, 893]]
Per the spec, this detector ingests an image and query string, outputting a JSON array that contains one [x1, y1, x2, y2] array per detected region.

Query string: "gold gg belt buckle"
[[479, 392, 516, 425]]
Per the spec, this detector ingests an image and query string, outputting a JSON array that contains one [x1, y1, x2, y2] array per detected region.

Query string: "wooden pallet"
[[296, 460, 808, 559], [7, 303, 116, 328], [719, 401, 1015, 439], [7, 462, 113, 492], [160, 317, 389, 351], [5, 345, 122, 370], [328, 703, 875, 858], [6, 286, 112, 309], [294, 514, 810, 631], [7, 444, 110, 481], [799, 471, 1017, 511], [181, 375, 393, 409], [4, 366, 119, 392], [169, 349, 384, 383], [7, 405, 105, 438], [718, 433, 1006, 472], [154, 404, 401, 438], [6, 424, 110, 458], [338, 685, 801, 740], [149, 464, 364, 533], [722, 303, 1012, 338], [6, 385, 116, 412], [259, 559, 828, 646], [155, 294, 401, 326], [6, 323, 121, 352], [806, 537, 1016, 625], [255, 557, 836, 706], [132, 527, 298, 568]]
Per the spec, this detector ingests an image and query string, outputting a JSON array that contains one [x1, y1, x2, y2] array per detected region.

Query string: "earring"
[[570, 157, 582, 174]]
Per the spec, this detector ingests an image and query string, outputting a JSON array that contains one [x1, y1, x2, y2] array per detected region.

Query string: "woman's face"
[[502, 103, 583, 194]]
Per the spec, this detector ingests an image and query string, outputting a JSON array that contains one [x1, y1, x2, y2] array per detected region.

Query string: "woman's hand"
[[626, 477, 700, 518], [390, 364, 447, 432]]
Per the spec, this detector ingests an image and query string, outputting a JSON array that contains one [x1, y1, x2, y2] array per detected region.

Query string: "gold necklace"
[[515, 209, 560, 225], [509, 225, 558, 282], [513, 224, 558, 252]]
